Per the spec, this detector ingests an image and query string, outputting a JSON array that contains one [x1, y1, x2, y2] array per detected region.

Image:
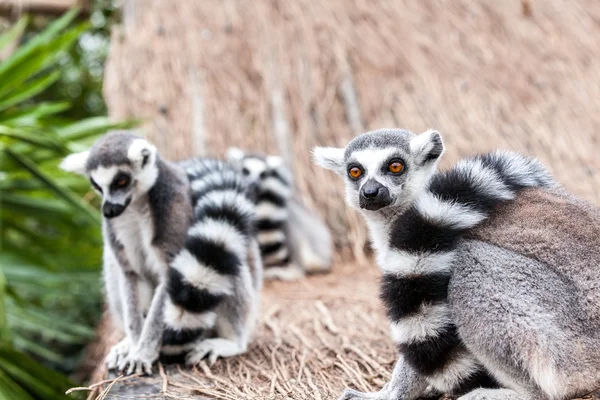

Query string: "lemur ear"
[[312, 147, 345, 174], [410, 129, 444, 165], [128, 138, 156, 169], [226, 147, 245, 162], [266, 155, 283, 169], [60, 151, 90, 175]]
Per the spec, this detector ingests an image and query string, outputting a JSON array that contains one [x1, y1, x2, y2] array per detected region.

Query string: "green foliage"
[[29, 0, 120, 120], [0, 10, 135, 399]]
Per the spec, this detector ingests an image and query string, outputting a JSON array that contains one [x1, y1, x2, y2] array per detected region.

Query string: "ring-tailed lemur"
[[226, 148, 304, 280], [314, 128, 600, 400], [60, 131, 262, 375]]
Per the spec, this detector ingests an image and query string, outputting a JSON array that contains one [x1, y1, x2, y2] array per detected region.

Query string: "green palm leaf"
[[0, 9, 137, 400], [3, 149, 100, 224]]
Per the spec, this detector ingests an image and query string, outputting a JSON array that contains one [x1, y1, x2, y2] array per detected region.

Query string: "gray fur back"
[[450, 238, 600, 399]]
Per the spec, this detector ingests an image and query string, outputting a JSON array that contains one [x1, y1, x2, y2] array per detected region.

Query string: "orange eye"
[[388, 161, 404, 174], [118, 178, 127, 186], [349, 167, 362, 179]]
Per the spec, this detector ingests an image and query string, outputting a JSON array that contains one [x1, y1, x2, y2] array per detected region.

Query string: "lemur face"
[[60, 131, 159, 219], [313, 129, 444, 213], [226, 147, 287, 186]]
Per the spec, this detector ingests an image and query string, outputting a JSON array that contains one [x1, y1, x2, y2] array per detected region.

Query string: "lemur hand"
[[105, 338, 131, 371], [117, 344, 159, 375]]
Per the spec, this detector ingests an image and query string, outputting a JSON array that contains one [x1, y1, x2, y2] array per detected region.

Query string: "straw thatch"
[[82, 0, 600, 398]]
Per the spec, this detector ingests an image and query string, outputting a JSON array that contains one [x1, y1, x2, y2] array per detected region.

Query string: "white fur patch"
[[257, 230, 285, 245], [126, 139, 158, 192], [263, 265, 304, 281], [416, 193, 486, 229], [380, 250, 455, 275], [60, 151, 90, 175], [266, 155, 283, 169], [256, 202, 288, 220], [263, 246, 289, 265], [189, 169, 239, 195], [390, 303, 452, 344], [226, 147, 245, 162], [242, 158, 267, 181], [127, 138, 155, 166], [499, 150, 555, 188], [194, 189, 255, 219], [110, 202, 153, 275], [312, 147, 345, 173], [261, 176, 292, 198], [171, 250, 233, 295], [456, 159, 514, 201], [409, 129, 443, 163], [529, 355, 564, 399], [188, 218, 248, 258], [427, 352, 481, 392], [163, 298, 217, 330], [90, 165, 119, 188]]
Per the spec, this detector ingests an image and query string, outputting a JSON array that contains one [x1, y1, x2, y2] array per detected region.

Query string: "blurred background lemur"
[[227, 147, 332, 281], [60, 131, 263, 375]]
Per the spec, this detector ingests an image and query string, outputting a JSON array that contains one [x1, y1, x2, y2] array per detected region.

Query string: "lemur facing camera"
[[314, 128, 600, 400], [61, 131, 262, 375], [227, 147, 306, 280]]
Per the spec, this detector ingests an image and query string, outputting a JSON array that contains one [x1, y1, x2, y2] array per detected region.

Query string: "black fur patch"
[[398, 325, 462, 375], [190, 179, 243, 204], [265, 254, 291, 268], [389, 208, 462, 253], [260, 241, 284, 255], [452, 368, 500, 395], [263, 169, 290, 186], [428, 169, 502, 214], [167, 268, 224, 313], [256, 189, 287, 207], [195, 202, 254, 238], [162, 327, 204, 346], [148, 160, 178, 244], [422, 132, 444, 164], [256, 219, 285, 230], [380, 273, 450, 321], [159, 353, 186, 365], [185, 235, 241, 276]]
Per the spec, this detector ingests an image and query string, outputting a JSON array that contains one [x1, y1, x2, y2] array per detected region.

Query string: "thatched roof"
[[80, 0, 600, 398]]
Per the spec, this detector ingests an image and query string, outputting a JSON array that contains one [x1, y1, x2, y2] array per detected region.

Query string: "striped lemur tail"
[[381, 149, 557, 394], [161, 159, 262, 363], [226, 148, 305, 281]]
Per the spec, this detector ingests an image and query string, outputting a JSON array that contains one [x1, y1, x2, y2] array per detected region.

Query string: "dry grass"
[[82, 0, 600, 398], [82, 264, 399, 399], [104, 0, 600, 259]]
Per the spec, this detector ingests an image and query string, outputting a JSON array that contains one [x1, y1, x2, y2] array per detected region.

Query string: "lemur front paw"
[[186, 338, 245, 366], [117, 345, 158, 375], [106, 338, 131, 370]]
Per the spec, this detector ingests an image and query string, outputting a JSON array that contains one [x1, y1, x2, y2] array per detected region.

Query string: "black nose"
[[362, 185, 380, 199], [103, 202, 126, 218], [359, 180, 392, 210]]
